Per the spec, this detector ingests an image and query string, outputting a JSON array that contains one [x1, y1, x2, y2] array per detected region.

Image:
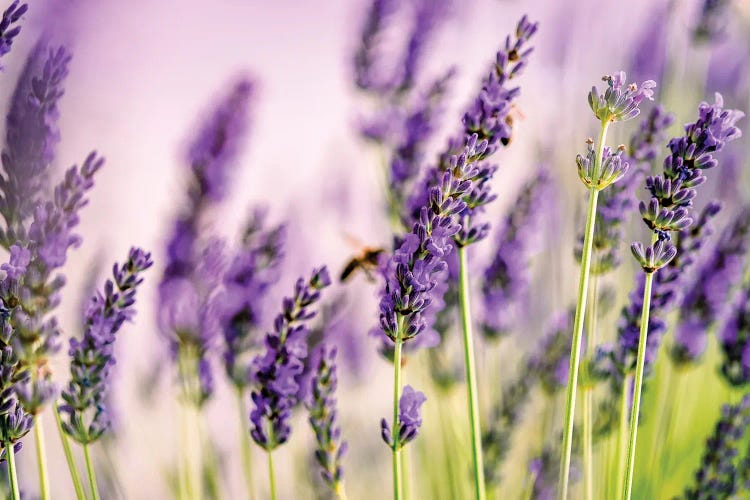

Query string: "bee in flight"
[[339, 234, 385, 283]]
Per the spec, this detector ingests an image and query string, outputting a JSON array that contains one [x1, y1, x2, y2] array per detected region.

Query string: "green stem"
[[334, 482, 349, 500], [458, 246, 486, 500], [622, 272, 655, 500], [5, 441, 20, 500], [559, 120, 610, 499], [615, 375, 632, 500], [34, 415, 51, 500], [236, 388, 256, 500], [54, 408, 86, 500], [392, 338, 404, 500], [582, 271, 599, 500], [83, 443, 101, 500], [267, 450, 277, 500]]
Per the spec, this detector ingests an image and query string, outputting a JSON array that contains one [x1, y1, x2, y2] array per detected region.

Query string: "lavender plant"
[[719, 281, 750, 387], [305, 343, 348, 498], [480, 169, 549, 340], [682, 395, 750, 499], [0, 1, 26, 65], [219, 207, 284, 498], [249, 266, 331, 499], [559, 70, 655, 500], [671, 206, 750, 364], [623, 94, 744, 499], [59, 248, 152, 500], [157, 77, 254, 499]]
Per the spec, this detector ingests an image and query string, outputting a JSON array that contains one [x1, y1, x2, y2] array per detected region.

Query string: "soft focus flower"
[[481, 169, 549, 339], [0, 1, 27, 64], [305, 343, 347, 492], [0, 44, 71, 247], [683, 395, 750, 498], [220, 208, 285, 389], [718, 284, 750, 387], [672, 206, 750, 364]]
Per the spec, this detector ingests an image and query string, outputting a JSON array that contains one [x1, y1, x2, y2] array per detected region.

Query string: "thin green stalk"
[[559, 120, 610, 499], [622, 272, 655, 500], [334, 482, 349, 500], [83, 443, 101, 500], [392, 338, 404, 500], [34, 414, 51, 500], [267, 450, 277, 500], [582, 271, 599, 500], [615, 375, 632, 500], [5, 441, 20, 500], [54, 408, 86, 500], [457, 246, 486, 500], [236, 388, 256, 500], [402, 443, 410, 500]]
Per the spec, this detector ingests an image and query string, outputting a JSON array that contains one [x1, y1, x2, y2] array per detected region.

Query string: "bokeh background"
[[1, 0, 749, 498]]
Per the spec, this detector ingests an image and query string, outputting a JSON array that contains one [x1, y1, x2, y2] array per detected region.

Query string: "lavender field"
[[0, 0, 748, 498]]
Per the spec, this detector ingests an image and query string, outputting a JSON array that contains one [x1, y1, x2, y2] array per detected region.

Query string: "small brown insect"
[[339, 234, 385, 283], [501, 104, 525, 146]]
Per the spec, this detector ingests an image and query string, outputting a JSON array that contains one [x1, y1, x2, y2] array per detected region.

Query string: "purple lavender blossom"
[[305, 343, 347, 493], [614, 202, 721, 376], [0, 311, 31, 457], [0, 2, 27, 64], [672, 206, 750, 364], [249, 267, 331, 450], [693, 0, 732, 44], [220, 208, 285, 389], [718, 284, 750, 387], [353, 0, 398, 94], [159, 78, 254, 404], [629, 5, 668, 83], [588, 72, 656, 124], [10, 152, 104, 414], [0, 45, 71, 247], [380, 385, 426, 449], [407, 15, 539, 244], [481, 169, 549, 339], [58, 248, 152, 444], [632, 93, 742, 273], [683, 395, 750, 498]]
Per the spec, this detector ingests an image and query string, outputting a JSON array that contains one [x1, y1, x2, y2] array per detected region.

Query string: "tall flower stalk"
[[249, 267, 331, 500], [622, 94, 743, 499], [58, 248, 152, 500], [559, 72, 655, 499]]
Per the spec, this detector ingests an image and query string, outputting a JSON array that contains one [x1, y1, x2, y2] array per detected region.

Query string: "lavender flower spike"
[[380, 385, 426, 449], [0, 2, 27, 63], [588, 71, 656, 123], [683, 395, 750, 499], [0, 45, 71, 248], [220, 208, 285, 389], [719, 283, 750, 387], [250, 266, 331, 450], [672, 206, 750, 365], [480, 169, 549, 339], [59, 248, 153, 444], [305, 344, 347, 495]]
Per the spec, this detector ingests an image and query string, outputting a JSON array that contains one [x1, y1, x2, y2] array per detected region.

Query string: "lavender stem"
[[622, 271, 655, 500], [5, 440, 19, 500], [83, 442, 100, 500], [392, 337, 404, 500], [54, 408, 86, 500], [34, 414, 50, 500], [236, 388, 256, 500], [582, 271, 600, 500], [615, 375, 631, 499], [458, 246, 486, 500], [267, 450, 277, 500], [559, 120, 610, 499]]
